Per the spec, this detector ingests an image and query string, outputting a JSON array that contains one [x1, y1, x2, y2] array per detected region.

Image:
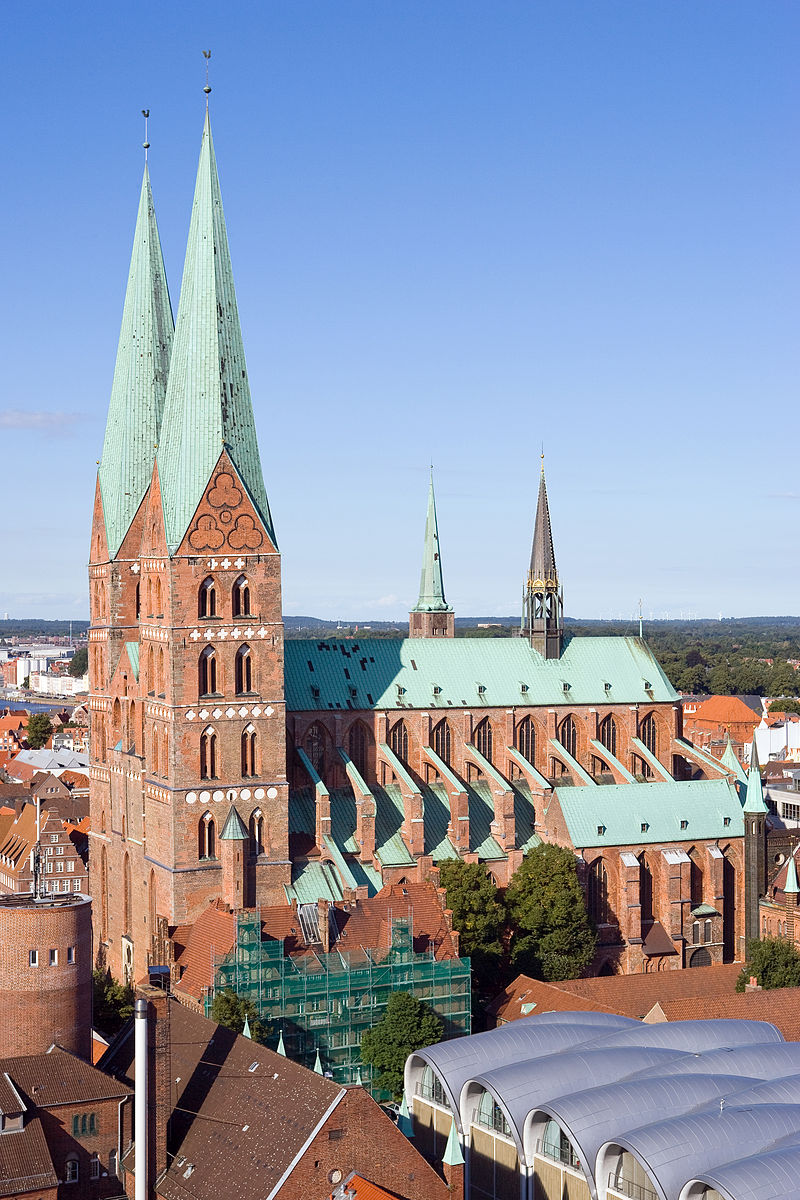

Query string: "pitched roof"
[[338, 1177, 397, 1200], [0, 1114, 57, 1198], [651, 989, 800, 1041], [284, 634, 677, 712], [688, 695, 761, 727], [156, 113, 275, 554], [489, 963, 744, 1023], [743, 738, 768, 814], [98, 165, 173, 559], [555, 777, 743, 848], [411, 471, 451, 614], [171, 900, 236, 1001], [2, 1046, 131, 1108]]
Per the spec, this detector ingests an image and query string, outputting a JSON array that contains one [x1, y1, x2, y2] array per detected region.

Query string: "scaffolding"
[[204, 911, 471, 1097]]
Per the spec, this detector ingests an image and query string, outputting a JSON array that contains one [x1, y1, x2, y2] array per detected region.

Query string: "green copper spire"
[[442, 1119, 464, 1166], [242, 1014, 251, 1039], [220, 805, 248, 840], [99, 165, 173, 558], [785, 852, 799, 895], [157, 112, 276, 554], [412, 470, 451, 614], [397, 1093, 414, 1138], [720, 734, 747, 786], [313, 1049, 323, 1075], [743, 737, 768, 814], [276, 1030, 286, 1056]]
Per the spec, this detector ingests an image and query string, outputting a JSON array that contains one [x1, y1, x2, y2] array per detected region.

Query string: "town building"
[[405, 1011, 800, 1200], [89, 106, 765, 987], [165, 880, 470, 1088], [0, 805, 88, 898], [682, 694, 761, 759]]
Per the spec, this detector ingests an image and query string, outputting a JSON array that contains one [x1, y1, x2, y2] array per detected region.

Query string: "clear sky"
[[2, 1, 798, 621]]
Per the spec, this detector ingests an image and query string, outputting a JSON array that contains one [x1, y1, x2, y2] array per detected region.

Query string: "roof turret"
[[157, 112, 275, 554], [743, 737, 768, 814], [529, 458, 557, 585], [442, 1119, 464, 1166], [720, 734, 748, 786], [784, 852, 799, 895], [412, 470, 451, 614], [99, 165, 173, 558], [220, 805, 248, 841]]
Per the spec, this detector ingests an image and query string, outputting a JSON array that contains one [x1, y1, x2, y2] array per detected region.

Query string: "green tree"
[[92, 969, 135, 1036], [69, 647, 89, 677], [26, 714, 53, 749], [736, 937, 800, 992], [438, 860, 505, 987], [361, 991, 443, 1100], [772, 698, 800, 716], [505, 844, 596, 981], [21, 676, 30, 690], [210, 988, 270, 1043]]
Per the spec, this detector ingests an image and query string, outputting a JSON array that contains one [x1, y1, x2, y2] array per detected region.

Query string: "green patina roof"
[[412, 470, 451, 614], [785, 854, 799, 895], [125, 642, 140, 682], [556, 778, 743, 849], [157, 113, 275, 554], [720, 735, 748, 786], [442, 1120, 465, 1167], [284, 635, 678, 712], [743, 738, 768, 814], [99, 166, 173, 558], [220, 805, 248, 840]]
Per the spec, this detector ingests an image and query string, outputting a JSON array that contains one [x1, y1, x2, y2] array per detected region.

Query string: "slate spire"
[[98, 165, 173, 558], [157, 111, 276, 554], [523, 457, 563, 658]]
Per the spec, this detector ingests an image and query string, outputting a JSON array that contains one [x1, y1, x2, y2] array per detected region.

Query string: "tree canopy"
[[361, 991, 443, 1100], [210, 988, 270, 1043], [736, 937, 800, 992], [26, 714, 53, 749], [92, 969, 135, 1037], [69, 647, 89, 677], [505, 843, 596, 981], [437, 860, 505, 988]]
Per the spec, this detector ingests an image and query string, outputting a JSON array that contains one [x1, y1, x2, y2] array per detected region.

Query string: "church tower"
[[743, 736, 768, 946], [409, 470, 454, 637], [523, 459, 563, 659], [90, 112, 290, 984]]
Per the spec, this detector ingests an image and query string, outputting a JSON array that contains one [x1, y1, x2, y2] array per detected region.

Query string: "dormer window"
[[562, 681, 570, 693], [604, 682, 612, 693], [641, 822, 649, 833], [680, 819, 688, 830], [597, 824, 606, 836], [520, 683, 529, 694], [723, 816, 731, 827], [477, 684, 486, 695], [433, 685, 442, 696]]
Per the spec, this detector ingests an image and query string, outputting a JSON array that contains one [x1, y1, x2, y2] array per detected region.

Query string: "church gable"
[[140, 463, 170, 559], [176, 450, 277, 559]]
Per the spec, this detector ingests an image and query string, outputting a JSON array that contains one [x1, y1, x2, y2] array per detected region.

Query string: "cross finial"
[[203, 50, 212, 105], [141, 109, 150, 161]]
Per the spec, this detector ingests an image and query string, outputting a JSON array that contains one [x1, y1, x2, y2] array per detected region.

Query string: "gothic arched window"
[[390, 719, 408, 762], [235, 645, 253, 694], [306, 724, 327, 775], [250, 808, 264, 857], [157, 646, 165, 696], [599, 715, 617, 758], [241, 724, 257, 777], [123, 854, 131, 935], [560, 714, 577, 759], [199, 812, 216, 860], [432, 718, 451, 764], [233, 575, 251, 618], [151, 726, 159, 777], [200, 727, 217, 780], [588, 858, 609, 925], [641, 712, 657, 756], [639, 853, 653, 924], [199, 647, 217, 696], [474, 718, 493, 763], [147, 645, 155, 695], [348, 722, 369, 775], [198, 577, 216, 619], [515, 716, 535, 764]]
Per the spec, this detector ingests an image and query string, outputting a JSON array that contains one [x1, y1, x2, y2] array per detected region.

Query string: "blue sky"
[[2, 1, 798, 621]]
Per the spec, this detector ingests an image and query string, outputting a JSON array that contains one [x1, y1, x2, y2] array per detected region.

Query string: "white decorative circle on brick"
[[267, 787, 278, 800], [227, 789, 238, 802], [213, 790, 224, 803], [238, 706, 248, 717], [186, 711, 196, 721], [199, 709, 209, 720], [226, 707, 236, 718], [252, 706, 262, 717], [254, 788, 265, 800], [240, 788, 251, 801], [213, 708, 222, 719], [200, 791, 211, 804], [186, 792, 197, 804], [266, 706, 274, 717]]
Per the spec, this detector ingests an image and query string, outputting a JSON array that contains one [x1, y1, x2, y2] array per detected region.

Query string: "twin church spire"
[[98, 111, 274, 559]]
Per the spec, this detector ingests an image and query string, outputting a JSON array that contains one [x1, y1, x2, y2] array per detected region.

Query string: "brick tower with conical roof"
[[89, 115, 289, 984]]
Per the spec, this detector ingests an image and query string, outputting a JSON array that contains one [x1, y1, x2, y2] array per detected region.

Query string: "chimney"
[[134, 999, 148, 1200], [745, 976, 762, 992]]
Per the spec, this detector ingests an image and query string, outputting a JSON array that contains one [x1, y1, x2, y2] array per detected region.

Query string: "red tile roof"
[[2, 1046, 131, 1108], [339, 1177, 398, 1199], [0, 1115, 57, 1198], [652, 988, 800, 1041], [172, 901, 236, 1000], [688, 695, 761, 728]]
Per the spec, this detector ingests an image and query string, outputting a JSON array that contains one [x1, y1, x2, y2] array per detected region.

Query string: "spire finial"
[[142, 109, 150, 161], [540, 445, 545, 476], [202, 50, 212, 105]]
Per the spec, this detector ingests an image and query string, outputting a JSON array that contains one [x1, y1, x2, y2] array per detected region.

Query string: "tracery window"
[[560, 714, 577, 759], [515, 715, 535, 764], [432, 718, 451, 764], [390, 719, 409, 761], [241, 724, 257, 777], [199, 812, 216, 860], [235, 645, 253, 694], [200, 726, 217, 780], [588, 857, 609, 924], [198, 577, 216, 619], [233, 574, 251, 617], [474, 718, 493, 763], [199, 647, 217, 696], [348, 722, 369, 775], [599, 715, 617, 758], [306, 723, 326, 775]]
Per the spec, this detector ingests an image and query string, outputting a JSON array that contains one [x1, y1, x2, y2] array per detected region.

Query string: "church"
[[88, 110, 765, 987]]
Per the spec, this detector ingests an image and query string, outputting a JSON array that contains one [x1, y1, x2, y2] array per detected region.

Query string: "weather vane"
[[142, 109, 150, 160], [203, 50, 212, 103]]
